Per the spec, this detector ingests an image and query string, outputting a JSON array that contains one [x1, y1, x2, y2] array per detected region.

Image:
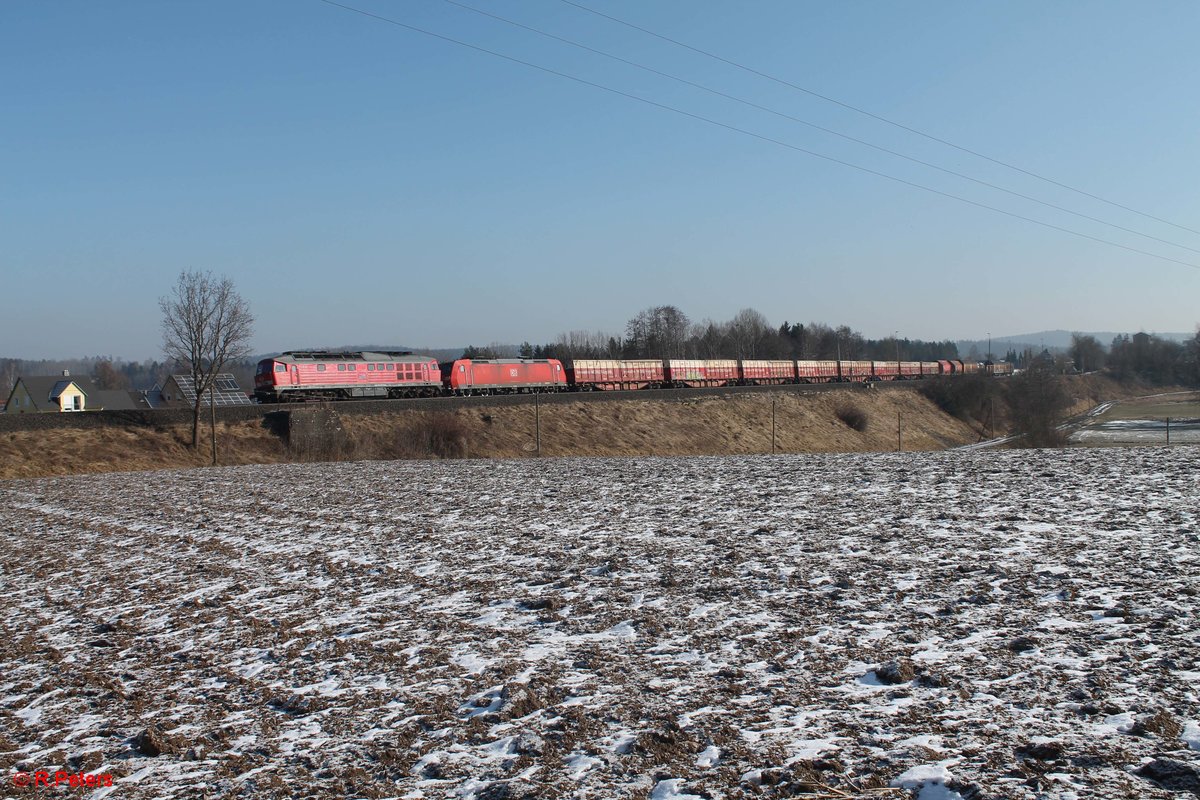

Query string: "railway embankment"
[[0, 384, 985, 479]]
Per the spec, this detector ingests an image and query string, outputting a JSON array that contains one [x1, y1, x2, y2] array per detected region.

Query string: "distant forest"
[[465, 306, 960, 363]]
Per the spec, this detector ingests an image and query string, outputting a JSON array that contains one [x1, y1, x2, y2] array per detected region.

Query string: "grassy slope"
[[0, 389, 979, 480]]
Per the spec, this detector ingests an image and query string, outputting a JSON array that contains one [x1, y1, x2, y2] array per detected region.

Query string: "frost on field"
[[0, 449, 1197, 799]]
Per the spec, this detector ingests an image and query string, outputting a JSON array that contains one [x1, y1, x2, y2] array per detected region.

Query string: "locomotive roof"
[[274, 350, 434, 363]]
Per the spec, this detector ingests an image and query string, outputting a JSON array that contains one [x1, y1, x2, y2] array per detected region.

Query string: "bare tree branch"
[[160, 270, 254, 453]]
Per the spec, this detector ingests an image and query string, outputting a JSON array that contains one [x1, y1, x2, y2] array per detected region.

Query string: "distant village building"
[[2, 371, 252, 413], [1, 371, 143, 414]]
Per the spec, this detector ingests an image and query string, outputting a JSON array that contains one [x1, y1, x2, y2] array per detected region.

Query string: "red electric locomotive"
[[443, 359, 567, 395]]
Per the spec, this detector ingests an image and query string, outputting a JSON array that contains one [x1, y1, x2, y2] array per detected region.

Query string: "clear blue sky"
[[4, 1, 1199, 360]]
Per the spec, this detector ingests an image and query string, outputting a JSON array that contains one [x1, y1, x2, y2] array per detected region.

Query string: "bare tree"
[[93, 359, 130, 390], [160, 271, 254, 462], [625, 305, 691, 357], [1069, 333, 1105, 374]]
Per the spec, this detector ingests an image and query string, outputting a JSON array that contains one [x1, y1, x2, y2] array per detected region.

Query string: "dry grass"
[[0, 421, 286, 480], [343, 389, 977, 459], [0, 389, 980, 479]]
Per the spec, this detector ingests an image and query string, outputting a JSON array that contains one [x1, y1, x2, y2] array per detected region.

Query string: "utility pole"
[[771, 399, 777, 454]]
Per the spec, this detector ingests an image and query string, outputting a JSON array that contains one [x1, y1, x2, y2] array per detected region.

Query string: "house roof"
[[162, 374, 253, 406], [10, 375, 98, 411], [90, 390, 140, 411], [2, 376, 147, 412]]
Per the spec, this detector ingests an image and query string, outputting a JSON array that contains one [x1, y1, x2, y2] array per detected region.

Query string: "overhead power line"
[[436, 0, 1200, 258], [558, 0, 1200, 239], [315, 0, 1200, 271]]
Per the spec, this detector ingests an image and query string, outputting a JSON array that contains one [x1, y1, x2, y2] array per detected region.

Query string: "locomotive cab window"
[[275, 364, 286, 373]]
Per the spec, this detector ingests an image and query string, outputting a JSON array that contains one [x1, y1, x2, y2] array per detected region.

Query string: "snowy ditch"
[[0, 448, 1197, 799]]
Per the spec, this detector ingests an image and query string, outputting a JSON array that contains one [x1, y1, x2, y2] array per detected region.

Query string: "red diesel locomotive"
[[254, 351, 442, 401]]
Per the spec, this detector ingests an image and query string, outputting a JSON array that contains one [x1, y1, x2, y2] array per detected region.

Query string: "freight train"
[[254, 350, 1011, 403]]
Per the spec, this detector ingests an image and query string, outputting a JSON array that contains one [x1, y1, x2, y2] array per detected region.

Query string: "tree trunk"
[[191, 399, 202, 449]]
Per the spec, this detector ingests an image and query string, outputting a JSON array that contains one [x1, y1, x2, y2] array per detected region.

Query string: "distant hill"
[[957, 329, 1193, 356]]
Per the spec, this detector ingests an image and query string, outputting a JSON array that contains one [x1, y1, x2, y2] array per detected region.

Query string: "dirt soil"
[[0, 389, 979, 480], [0, 449, 1196, 798]]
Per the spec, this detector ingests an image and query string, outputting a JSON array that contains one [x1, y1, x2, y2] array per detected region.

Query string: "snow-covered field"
[[1070, 419, 1200, 446], [1, 449, 1198, 799]]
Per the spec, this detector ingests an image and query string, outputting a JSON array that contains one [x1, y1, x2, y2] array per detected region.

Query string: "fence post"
[[1166, 416, 1170, 447], [897, 410, 901, 452], [535, 392, 541, 456]]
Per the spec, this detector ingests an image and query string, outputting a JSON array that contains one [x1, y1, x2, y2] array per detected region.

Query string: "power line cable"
[[436, 0, 1200, 257], [315, 0, 1200, 271], [557, 0, 1200, 238]]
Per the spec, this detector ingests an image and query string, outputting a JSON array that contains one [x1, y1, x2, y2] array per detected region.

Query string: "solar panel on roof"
[[171, 374, 253, 406]]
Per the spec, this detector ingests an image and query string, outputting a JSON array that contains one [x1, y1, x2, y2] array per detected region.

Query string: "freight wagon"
[[564, 360, 666, 391]]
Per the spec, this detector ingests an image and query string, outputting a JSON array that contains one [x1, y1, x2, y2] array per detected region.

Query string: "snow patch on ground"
[[0, 447, 1196, 798]]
